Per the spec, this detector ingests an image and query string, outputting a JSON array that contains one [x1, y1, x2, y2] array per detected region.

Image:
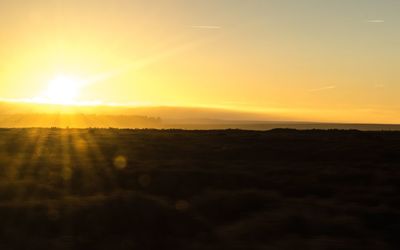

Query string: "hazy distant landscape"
[[1, 102, 400, 130], [0, 128, 399, 249]]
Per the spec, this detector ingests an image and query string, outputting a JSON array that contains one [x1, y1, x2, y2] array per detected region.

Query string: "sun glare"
[[42, 75, 83, 104]]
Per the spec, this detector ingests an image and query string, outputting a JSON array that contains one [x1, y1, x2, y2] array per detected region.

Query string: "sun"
[[42, 75, 83, 104]]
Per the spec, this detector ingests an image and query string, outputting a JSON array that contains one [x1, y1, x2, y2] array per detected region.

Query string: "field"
[[0, 128, 399, 249]]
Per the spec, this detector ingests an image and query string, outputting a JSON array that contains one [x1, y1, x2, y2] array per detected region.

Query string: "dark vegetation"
[[0, 128, 400, 249]]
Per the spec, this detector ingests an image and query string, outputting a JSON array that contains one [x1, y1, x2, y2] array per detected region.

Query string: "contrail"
[[367, 19, 385, 23], [191, 25, 222, 29], [309, 85, 336, 92]]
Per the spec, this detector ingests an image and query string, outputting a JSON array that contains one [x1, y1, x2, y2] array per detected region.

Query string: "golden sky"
[[0, 0, 400, 123]]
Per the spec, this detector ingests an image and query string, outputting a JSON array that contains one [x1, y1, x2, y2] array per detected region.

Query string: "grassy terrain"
[[0, 128, 399, 249]]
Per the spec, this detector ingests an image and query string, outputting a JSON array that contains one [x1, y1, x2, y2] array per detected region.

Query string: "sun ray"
[[83, 36, 218, 88]]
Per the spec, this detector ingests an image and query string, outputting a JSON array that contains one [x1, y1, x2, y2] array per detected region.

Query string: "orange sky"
[[1, 0, 400, 123]]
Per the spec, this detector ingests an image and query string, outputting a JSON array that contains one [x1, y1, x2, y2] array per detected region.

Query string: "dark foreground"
[[0, 128, 400, 249]]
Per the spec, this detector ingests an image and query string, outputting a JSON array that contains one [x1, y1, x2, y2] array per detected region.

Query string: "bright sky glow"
[[41, 75, 83, 104], [0, 0, 399, 123]]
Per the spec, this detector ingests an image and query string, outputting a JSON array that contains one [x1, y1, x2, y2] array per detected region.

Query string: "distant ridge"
[[0, 101, 282, 120], [163, 121, 400, 131], [0, 114, 162, 128], [0, 101, 399, 130]]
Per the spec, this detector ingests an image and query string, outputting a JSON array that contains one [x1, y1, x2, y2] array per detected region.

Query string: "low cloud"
[[309, 85, 336, 92]]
